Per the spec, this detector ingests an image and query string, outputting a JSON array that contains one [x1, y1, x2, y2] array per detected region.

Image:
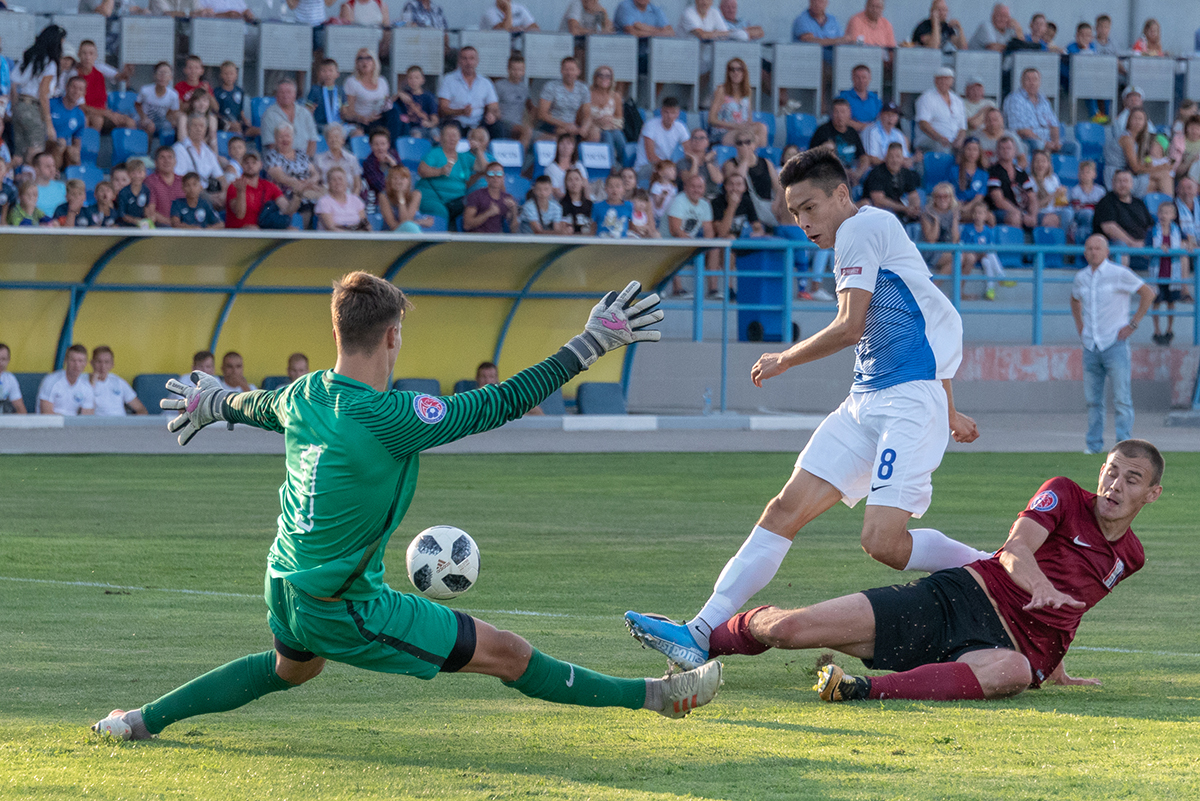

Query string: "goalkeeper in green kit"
[[92, 272, 722, 741]]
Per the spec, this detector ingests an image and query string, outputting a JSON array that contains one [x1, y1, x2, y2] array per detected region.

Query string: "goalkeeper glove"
[[565, 280, 664, 368], [160, 371, 236, 446]]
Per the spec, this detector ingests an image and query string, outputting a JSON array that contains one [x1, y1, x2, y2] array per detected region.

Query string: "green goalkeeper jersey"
[[224, 351, 579, 601]]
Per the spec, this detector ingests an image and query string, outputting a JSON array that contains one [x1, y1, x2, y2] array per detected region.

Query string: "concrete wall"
[[628, 341, 1194, 414]]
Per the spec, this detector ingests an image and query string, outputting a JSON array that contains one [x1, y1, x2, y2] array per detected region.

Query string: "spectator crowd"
[[0, 3, 1195, 302]]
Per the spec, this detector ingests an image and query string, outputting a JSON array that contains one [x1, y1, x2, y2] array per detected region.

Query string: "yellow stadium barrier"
[[0, 229, 703, 397]]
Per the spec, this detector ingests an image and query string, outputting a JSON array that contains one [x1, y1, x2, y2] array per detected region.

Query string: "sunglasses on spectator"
[[486, 170, 504, 177], [736, 139, 753, 146], [356, 56, 372, 62]]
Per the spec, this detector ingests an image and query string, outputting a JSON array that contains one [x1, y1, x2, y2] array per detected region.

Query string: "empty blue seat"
[[1033, 226, 1067, 268], [66, 164, 104, 197], [538, 387, 566, 415], [993, 224, 1026, 268], [395, 136, 432, 170], [577, 141, 612, 181], [251, 96, 275, 128], [904, 222, 923, 243], [260, 376, 290, 391], [158, 129, 175, 148], [367, 211, 384, 231], [576, 382, 626, 414], [349, 135, 371, 162], [1142, 193, 1172, 216], [489, 138, 524, 174], [217, 130, 234, 157], [132, 373, 179, 415], [753, 111, 776, 146], [108, 90, 136, 117], [1052, 154, 1080, 187], [392, 378, 441, 395], [785, 113, 818, 148], [453, 379, 478, 393], [1074, 122, 1105, 161], [420, 214, 447, 232], [79, 127, 100, 165], [505, 175, 531, 201], [13, 372, 44, 413], [111, 129, 148, 166], [922, 151, 955, 192]]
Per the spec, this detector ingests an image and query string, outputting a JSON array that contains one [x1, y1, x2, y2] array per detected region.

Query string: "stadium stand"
[[132, 373, 178, 415], [14, 373, 44, 415], [576, 382, 626, 415], [453, 380, 478, 394]]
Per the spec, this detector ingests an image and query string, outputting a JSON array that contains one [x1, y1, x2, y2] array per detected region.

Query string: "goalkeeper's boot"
[[813, 664, 871, 702], [625, 611, 708, 670], [657, 660, 723, 719], [92, 708, 153, 740]]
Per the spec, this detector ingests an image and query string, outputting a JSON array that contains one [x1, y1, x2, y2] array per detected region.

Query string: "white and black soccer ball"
[[405, 526, 480, 600]]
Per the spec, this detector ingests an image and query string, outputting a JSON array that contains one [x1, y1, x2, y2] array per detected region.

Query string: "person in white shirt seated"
[[38, 344, 95, 416], [89, 345, 147, 416], [178, 350, 216, 389], [0, 343, 28, 414], [219, 350, 257, 392], [174, 114, 227, 208], [862, 101, 912, 168]]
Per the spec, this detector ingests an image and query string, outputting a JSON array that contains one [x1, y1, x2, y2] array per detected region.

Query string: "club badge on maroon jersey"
[[1103, 558, 1126, 589], [413, 394, 446, 424], [1030, 490, 1058, 512]]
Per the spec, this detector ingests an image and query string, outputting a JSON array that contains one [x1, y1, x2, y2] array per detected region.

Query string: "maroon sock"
[[867, 662, 986, 701], [708, 606, 772, 657]]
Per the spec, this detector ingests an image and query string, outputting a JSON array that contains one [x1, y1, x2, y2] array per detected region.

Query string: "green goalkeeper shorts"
[[265, 573, 477, 680]]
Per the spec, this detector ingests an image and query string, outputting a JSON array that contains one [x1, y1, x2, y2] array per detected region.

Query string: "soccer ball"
[[405, 526, 480, 600]]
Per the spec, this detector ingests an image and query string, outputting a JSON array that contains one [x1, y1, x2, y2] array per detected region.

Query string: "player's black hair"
[[779, 148, 848, 195], [1110, 440, 1165, 486]]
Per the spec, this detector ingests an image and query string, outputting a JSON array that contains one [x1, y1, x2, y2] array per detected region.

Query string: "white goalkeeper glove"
[[160, 371, 236, 446], [565, 281, 664, 368]]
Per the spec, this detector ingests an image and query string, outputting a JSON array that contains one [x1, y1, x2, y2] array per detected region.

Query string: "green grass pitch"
[[2, 451, 1198, 800]]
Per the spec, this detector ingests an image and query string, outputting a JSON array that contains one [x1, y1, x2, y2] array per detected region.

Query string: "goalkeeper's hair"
[[1109, 439, 1164, 486], [331, 271, 412, 355]]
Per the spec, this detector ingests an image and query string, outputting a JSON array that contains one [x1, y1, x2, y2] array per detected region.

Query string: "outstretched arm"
[[996, 517, 1086, 611], [750, 287, 870, 386]]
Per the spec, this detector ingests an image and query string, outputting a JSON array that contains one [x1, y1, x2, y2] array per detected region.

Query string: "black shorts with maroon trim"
[[861, 567, 1016, 671]]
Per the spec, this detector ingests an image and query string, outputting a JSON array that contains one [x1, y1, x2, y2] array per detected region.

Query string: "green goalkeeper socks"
[[502, 648, 646, 710], [140, 650, 294, 735]]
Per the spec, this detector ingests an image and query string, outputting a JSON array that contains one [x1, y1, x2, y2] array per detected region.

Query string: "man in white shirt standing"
[[38, 344, 95, 415], [914, 66, 966, 154], [1070, 235, 1155, 455], [635, 97, 689, 181], [89, 345, 147, 416]]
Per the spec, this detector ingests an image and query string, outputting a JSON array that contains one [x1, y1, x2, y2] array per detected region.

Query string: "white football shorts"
[[796, 379, 949, 517]]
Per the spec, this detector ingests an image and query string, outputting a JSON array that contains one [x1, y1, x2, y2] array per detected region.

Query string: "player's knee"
[[476, 626, 533, 682], [750, 607, 803, 649], [980, 652, 1033, 699], [275, 654, 325, 685], [860, 524, 909, 570]]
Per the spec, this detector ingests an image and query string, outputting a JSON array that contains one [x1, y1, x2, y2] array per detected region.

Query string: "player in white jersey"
[[38, 344, 95, 416], [627, 149, 990, 670], [89, 346, 148, 416], [0, 343, 28, 414]]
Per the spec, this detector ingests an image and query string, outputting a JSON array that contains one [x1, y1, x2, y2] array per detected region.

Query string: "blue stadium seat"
[[132, 373, 178, 415], [260, 376, 290, 391], [538, 387, 566, 415], [1052, 154, 1079, 187], [1074, 122, 1105, 161], [785, 113, 819, 148], [395, 136, 432, 171], [905, 222, 923, 242], [217, 130, 234, 157], [713, 145, 736, 166], [490, 138, 524, 175], [291, 212, 305, 230], [158, 129, 176, 148], [66, 164, 104, 199], [251, 96, 275, 127], [79, 127, 100, 165], [993, 224, 1026, 268], [576, 382, 626, 414], [753, 111, 776, 146], [367, 211, 384, 231], [1033, 226, 1067, 267], [420, 214, 447, 231], [922, 151, 954, 192], [111, 129, 148, 166], [13, 372, 44, 414], [392, 378, 441, 394], [1143, 193, 1172, 216], [315, 138, 329, 154], [670, 142, 686, 162], [577, 141, 612, 181], [505, 175, 531, 201], [453, 379, 478, 393], [757, 146, 782, 166], [108, 90, 136, 117], [349, 135, 370, 162]]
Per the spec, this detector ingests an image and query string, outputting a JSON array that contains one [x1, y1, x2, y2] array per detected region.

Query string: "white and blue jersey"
[[832, 206, 963, 393]]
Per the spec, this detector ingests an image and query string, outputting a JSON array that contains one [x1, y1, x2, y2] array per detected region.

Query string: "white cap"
[[935, 66, 955, 79]]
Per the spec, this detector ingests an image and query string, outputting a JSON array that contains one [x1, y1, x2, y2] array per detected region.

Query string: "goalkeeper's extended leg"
[[464, 618, 722, 719], [92, 650, 321, 740]]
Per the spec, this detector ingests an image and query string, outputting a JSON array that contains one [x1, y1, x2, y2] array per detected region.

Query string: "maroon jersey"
[[970, 477, 1145, 684]]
